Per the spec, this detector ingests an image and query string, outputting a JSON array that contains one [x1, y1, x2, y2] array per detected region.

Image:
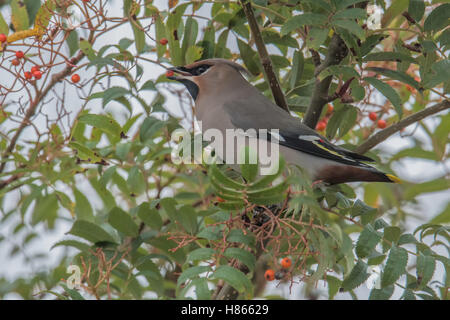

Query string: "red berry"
[[281, 257, 292, 269], [316, 121, 326, 131], [33, 70, 42, 79], [71, 74, 80, 83], [166, 70, 174, 77], [24, 71, 32, 80], [15, 51, 24, 59], [12, 59, 20, 66], [369, 112, 377, 121], [216, 196, 225, 203], [31, 66, 40, 73], [159, 38, 168, 45], [377, 119, 387, 129], [0, 33, 6, 43], [264, 269, 275, 281]]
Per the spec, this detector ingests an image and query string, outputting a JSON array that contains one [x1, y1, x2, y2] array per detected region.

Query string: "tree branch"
[[240, 0, 289, 112], [355, 100, 450, 154], [302, 33, 348, 128]]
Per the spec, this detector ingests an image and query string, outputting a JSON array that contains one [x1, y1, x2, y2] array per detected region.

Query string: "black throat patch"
[[178, 79, 199, 100]]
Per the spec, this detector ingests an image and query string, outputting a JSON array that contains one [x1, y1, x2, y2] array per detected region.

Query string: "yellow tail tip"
[[386, 174, 402, 184]]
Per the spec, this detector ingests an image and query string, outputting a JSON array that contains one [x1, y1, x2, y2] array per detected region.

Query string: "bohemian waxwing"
[[168, 58, 400, 185]]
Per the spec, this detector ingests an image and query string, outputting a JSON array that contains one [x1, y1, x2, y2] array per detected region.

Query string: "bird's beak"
[[167, 66, 192, 81]]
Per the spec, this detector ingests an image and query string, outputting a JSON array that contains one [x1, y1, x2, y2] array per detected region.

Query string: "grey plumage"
[[168, 59, 398, 184]]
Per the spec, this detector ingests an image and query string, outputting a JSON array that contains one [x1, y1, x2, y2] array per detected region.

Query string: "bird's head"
[[167, 59, 250, 100]]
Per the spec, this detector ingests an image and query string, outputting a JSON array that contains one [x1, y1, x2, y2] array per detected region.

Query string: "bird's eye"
[[196, 65, 210, 75]]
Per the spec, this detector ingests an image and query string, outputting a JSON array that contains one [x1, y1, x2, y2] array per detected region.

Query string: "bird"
[[167, 58, 400, 185]]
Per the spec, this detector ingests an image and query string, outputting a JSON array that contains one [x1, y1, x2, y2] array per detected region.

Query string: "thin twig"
[[240, 0, 289, 112], [355, 100, 450, 154]]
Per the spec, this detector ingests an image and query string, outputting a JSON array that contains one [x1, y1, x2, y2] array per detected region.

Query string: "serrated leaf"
[[381, 246, 408, 287], [78, 114, 122, 138], [34, 0, 55, 33], [69, 220, 116, 243], [210, 265, 252, 293], [416, 254, 436, 289], [367, 67, 420, 90], [239, 147, 258, 183], [79, 40, 96, 60], [369, 285, 394, 300], [424, 3, 450, 32], [341, 260, 369, 291], [332, 19, 365, 40], [102, 87, 130, 108], [333, 8, 367, 20], [178, 266, 211, 286], [224, 248, 256, 273], [51, 240, 91, 252], [0, 12, 8, 35], [108, 207, 139, 237], [356, 224, 383, 258], [185, 45, 203, 64], [281, 13, 327, 36], [186, 248, 214, 262]]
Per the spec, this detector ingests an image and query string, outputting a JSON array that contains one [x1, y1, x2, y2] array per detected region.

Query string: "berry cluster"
[[264, 257, 292, 281]]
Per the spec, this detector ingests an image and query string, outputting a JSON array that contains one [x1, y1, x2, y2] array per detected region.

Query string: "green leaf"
[[416, 254, 436, 289], [383, 226, 401, 243], [139, 116, 166, 142], [341, 260, 369, 291], [137, 203, 163, 230], [78, 114, 122, 138], [289, 51, 304, 88], [367, 67, 420, 90], [369, 285, 394, 300], [281, 13, 328, 36], [69, 220, 116, 243], [335, 0, 367, 10], [108, 207, 139, 237], [102, 87, 130, 108], [332, 19, 365, 40], [333, 8, 367, 20], [177, 205, 198, 234], [381, 246, 408, 287], [424, 3, 450, 32], [131, 19, 146, 54], [155, 15, 166, 59], [34, 0, 55, 32], [306, 27, 328, 50], [79, 40, 96, 61], [237, 39, 260, 75], [226, 229, 255, 247], [210, 265, 252, 293], [185, 45, 203, 64], [0, 13, 8, 35], [364, 77, 403, 118], [326, 104, 357, 139], [186, 248, 214, 262], [363, 52, 416, 64], [408, 0, 425, 22], [66, 30, 79, 57], [356, 224, 383, 258], [127, 166, 146, 195], [74, 189, 94, 222], [224, 248, 256, 273], [11, 0, 29, 31], [239, 147, 258, 183], [32, 194, 58, 226], [182, 16, 198, 55], [178, 266, 211, 286], [51, 240, 91, 253]]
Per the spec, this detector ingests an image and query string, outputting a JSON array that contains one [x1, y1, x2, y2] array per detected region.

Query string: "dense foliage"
[[0, 0, 449, 300]]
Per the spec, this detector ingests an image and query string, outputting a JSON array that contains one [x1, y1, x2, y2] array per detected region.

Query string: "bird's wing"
[[223, 98, 374, 167]]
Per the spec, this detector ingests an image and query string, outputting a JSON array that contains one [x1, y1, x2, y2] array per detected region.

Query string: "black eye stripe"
[[189, 64, 211, 76]]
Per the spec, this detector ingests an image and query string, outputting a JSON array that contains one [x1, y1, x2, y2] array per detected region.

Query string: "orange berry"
[[327, 104, 334, 114], [377, 119, 387, 129], [71, 74, 80, 83], [31, 66, 40, 73], [11, 59, 20, 66], [166, 70, 174, 77], [15, 51, 24, 59], [33, 70, 42, 79], [159, 38, 168, 45], [315, 121, 326, 131], [0, 33, 6, 42], [369, 112, 377, 121], [264, 269, 275, 281], [216, 196, 225, 203], [24, 71, 32, 80], [281, 257, 292, 269]]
